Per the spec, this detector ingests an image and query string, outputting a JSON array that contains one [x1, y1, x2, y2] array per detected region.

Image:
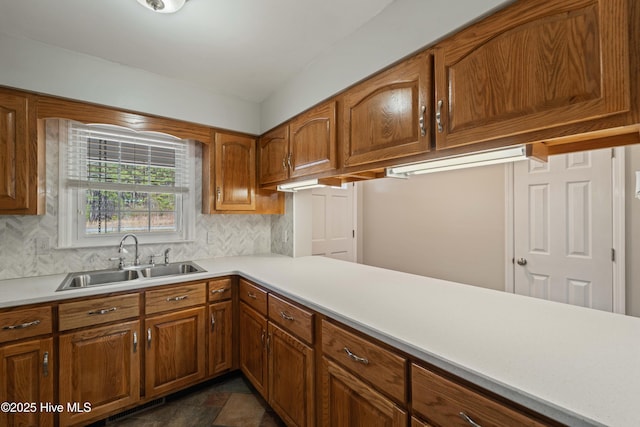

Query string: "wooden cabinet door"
[[59, 321, 140, 426], [268, 323, 315, 427], [259, 125, 290, 185], [321, 357, 407, 427], [0, 90, 42, 215], [289, 101, 337, 178], [239, 302, 268, 399], [434, 0, 630, 150], [214, 132, 256, 211], [411, 416, 434, 427], [145, 307, 206, 398], [342, 51, 432, 168], [208, 300, 233, 377], [0, 338, 53, 427]]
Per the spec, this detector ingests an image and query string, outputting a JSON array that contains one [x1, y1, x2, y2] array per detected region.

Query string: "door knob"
[[516, 258, 527, 266]]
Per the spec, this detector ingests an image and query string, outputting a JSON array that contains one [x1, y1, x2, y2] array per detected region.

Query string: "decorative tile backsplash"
[[0, 120, 293, 281]]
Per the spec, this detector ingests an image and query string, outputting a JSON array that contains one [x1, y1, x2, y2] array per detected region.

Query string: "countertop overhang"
[[1, 254, 639, 427]]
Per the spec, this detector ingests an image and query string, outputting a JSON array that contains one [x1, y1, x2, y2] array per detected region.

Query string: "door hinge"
[[612, 248, 615, 262], [352, 230, 355, 238]]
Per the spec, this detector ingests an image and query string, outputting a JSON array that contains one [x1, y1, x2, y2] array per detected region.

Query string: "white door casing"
[[510, 148, 624, 312], [311, 184, 356, 262]]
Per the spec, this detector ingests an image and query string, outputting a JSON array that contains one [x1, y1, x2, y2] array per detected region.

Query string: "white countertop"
[[1, 254, 639, 426]]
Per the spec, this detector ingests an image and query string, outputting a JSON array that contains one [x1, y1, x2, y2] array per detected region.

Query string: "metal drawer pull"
[[147, 328, 152, 347], [88, 307, 117, 316], [436, 99, 444, 133], [343, 347, 369, 365], [247, 292, 257, 299], [3, 319, 41, 330], [280, 311, 294, 321], [166, 295, 188, 302], [419, 105, 427, 136], [43, 351, 49, 377], [211, 288, 228, 294], [133, 332, 138, 353], [459, 412, 482, 427], [211, 313, 216, 331]]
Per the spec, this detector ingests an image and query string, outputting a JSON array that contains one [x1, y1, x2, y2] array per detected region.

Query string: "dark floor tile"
[[205, 391, 232, 407], [166, 405, 222, 427], [260, 411, 287, 427]]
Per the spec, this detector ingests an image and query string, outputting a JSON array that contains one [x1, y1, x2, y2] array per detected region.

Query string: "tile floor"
[[89, 374, 286, 427]]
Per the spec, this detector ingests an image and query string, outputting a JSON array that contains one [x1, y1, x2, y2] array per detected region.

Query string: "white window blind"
[[66, 123, 189, 193]]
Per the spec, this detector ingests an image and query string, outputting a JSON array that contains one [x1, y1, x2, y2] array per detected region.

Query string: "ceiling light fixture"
[[385, 145, 531, 178], [136, 0, 187, 13]]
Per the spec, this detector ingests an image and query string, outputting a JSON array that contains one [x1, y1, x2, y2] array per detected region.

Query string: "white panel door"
[[513, 149, 613, 311], [311, 185, 355, 262]]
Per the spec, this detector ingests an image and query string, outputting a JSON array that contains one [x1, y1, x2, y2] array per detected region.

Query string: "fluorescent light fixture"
[[277, 178, 345, 192], [386, 145, 529, 177], [136, 0, 186, 13]]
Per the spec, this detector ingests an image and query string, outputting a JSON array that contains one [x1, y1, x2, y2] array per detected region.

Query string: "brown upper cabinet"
[[0, 89, 44, 215], [434, 0, 630, 150], [341, 51, 432, 168], [259, 101, 337, 186], [203, 131, 284, 214]]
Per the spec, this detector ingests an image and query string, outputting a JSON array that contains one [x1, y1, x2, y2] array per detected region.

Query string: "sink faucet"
[[118, 234, 140, 267], [164, 248, 171, 265]]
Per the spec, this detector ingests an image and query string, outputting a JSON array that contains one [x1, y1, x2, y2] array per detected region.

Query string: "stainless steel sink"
[[56, 261, 206, 291], [138, 262, 205, 278], [57, 269, 140, 291]]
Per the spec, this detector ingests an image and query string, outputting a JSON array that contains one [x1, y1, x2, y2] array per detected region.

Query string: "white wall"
[[359, 164, 507, 291], [0, 33, 261, 135], [260, 0, 511, 131], [626, 145, 640, 316]]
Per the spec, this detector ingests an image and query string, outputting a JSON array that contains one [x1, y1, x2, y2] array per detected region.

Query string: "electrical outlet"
[[35, 237, 50, 255]]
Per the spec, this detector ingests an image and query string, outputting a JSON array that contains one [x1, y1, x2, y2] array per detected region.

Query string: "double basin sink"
[[57, 261, 206, 291]]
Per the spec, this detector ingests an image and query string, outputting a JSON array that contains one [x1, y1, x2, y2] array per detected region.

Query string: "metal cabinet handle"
[[133, 331, 138, 353], [419, 105, 427, 136], [43, 351, 49, 377], [282, 156, 287, 171], [436, 99, 444, 133], [280, 311, 294, 321], [260, 329, 265, 345], [459, 412, 482, 427], [287, 152, 293, 170], [266, 333, 271, 353], [2, 319, 41, 330], [166, 295, 188, 302], [247, 292, 257, 299], [147, 328, 152, 348], [343, 347, 369, 365], [216, 186, 221, 202], [211, 313, 216, 331], [88, 307, 117, 316], [211, 288, 228, 294]]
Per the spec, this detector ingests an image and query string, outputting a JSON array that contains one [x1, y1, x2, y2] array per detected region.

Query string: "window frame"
[[57, 120, 196, 249]]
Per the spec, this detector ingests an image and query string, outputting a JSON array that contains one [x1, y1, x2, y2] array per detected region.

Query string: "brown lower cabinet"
[[0, 338, 54, 427], [208, 300, 233, 376], [321, 357, 407, 427], [239, 301, 269, 398], [59, 321, 140, 426], [144, 307, 206, 398]]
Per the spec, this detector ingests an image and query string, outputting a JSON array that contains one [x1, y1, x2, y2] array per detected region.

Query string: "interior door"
[[311, 184, 355, 262], [513, 149, 613, 311]]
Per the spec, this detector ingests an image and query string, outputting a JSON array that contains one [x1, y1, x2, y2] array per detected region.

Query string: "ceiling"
[[0, 0, 395, 103]]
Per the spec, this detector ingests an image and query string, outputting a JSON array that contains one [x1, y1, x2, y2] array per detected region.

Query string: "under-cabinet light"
[[385, 145, 529, 177], [277, 178, 344, 192]]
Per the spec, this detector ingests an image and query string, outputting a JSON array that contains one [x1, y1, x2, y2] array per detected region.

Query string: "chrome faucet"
[[164, 248, 171, 265], [118, 234, 140, 267]]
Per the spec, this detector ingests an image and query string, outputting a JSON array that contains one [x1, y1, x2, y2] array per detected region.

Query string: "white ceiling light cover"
[[136, 0, 186, 13]]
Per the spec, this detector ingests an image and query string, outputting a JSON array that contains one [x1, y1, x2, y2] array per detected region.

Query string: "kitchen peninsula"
[[1, 254, 638, 426]]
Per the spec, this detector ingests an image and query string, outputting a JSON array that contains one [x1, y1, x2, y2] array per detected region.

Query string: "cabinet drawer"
[[0, 306, 52, 343], [321, 320, 406, 403], [268, 294, 314, 344], [59, 294, 140, 331], [208, 277, 233, 302], [145, 282, 206, 315], [412, 363, 547, 427], [239, 279, 267, 316]]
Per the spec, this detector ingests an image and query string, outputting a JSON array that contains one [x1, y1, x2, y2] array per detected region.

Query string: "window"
[[58, 121, 195, 248]]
